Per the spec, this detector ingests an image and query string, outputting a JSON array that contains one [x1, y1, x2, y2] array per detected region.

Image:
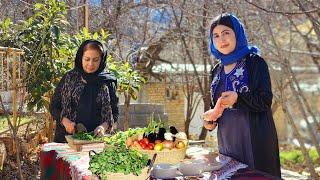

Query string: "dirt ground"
[[0, 150, 40, 180], [0, 115, 45, 180]]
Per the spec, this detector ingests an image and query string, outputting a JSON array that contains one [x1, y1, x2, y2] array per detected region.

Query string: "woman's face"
[[212, 25, 236, 55], [82, 49, 101, 73]]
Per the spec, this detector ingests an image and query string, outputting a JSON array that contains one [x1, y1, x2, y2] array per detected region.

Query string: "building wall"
[[143, 82, 186, 132]]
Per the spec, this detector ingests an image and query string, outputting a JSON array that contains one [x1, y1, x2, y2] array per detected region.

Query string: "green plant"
[[72, 132, 96, 141], [108, 60, 146, 130], [144, 114, 166, 136], [104, 128, 145, 147], [89, 145, 148, 179], [0, 0, 110, 111], [280, 148, 319, 166], [108, 61, 146, 100]]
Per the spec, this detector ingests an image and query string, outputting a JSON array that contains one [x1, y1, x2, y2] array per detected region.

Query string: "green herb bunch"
[[144, 114, 167, 136], [104, 128, 145, 147], [89, 146, 149, 179], [72, 132, 96, 141]]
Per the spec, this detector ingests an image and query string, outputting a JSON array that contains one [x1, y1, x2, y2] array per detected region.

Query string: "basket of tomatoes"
[[127, 126, 188, 164]]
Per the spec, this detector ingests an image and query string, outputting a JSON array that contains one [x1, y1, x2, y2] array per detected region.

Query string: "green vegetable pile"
[[89, 146, 149, 179], [72, 132, 96, 141], [104, 128, 145, 147]]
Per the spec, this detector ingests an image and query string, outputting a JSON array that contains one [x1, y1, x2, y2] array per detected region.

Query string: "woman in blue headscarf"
[[203, 13, 281, 177]]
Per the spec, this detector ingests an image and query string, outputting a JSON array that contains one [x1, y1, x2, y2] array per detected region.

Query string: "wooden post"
[[11, 50, 17, 128], [84, 0, 89, 29]]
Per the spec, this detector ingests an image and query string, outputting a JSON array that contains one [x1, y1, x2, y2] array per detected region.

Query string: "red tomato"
[[139, 140, 145, 145], [144, 146, 151, 150], [148, 144, 154, 150], [142, 138, 149, 145], [140, 143, 146, 149]]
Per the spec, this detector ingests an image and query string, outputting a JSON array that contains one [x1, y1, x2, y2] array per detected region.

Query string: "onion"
[[164, 133, 173, 141], [162, 140, 174, 149], [175, 132, 187, 140]]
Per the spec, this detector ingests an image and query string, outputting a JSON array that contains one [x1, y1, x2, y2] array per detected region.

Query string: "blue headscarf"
[[209, 14, 260, 65]]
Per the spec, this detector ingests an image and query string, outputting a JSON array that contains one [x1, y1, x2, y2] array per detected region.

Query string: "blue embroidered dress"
[[211, 60, 254, 167]]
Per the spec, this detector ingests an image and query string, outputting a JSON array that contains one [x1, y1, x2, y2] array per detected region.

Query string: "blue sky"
[[89, 0, 101, 6]]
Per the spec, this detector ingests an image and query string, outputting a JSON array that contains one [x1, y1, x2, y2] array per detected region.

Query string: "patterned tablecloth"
[[39, 143, 278, 180]]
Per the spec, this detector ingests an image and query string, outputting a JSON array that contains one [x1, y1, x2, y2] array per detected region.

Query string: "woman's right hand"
[[203, 97, 225, 122], [203, 120, 217, 130], [61, 117, 75, 134]]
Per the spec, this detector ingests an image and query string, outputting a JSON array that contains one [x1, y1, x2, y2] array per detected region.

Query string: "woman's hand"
[[203, 97, 225, 121], [61, 117, 75, 134], [203, 109, 219, 122], [203, 120, 217, 130], [94, 122, 108, 137], [220, 91, 238, 108]]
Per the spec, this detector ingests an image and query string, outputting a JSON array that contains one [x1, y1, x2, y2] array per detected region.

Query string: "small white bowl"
[[152, 163, 180, 179]]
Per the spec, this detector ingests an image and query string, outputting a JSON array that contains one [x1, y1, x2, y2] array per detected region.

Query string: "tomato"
[[148, 143, 154, 147], [132, 140, 142, 149], [142, 138, 149, 145], [148, 143, 154, 150], [139, 142, 146, 149], [139, 140, 145, 145]]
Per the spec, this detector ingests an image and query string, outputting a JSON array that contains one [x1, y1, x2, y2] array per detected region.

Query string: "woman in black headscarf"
[[50, 40, 119, 143]]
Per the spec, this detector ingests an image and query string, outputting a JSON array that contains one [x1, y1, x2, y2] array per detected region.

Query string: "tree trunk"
[[282, 102, 319, 179], [288, 79, 320, 156], [198, 96, 211, 140], [123, 92, 131, 131], [14, 129, 24, 180], [198, 1, 211, 140], [185, 116, 191, 137], [0, 96, 24, 180]]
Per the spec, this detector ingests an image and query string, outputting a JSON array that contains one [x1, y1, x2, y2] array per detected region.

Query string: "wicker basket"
[[105, 167, 149, 180], [137, 146, 187, 164]]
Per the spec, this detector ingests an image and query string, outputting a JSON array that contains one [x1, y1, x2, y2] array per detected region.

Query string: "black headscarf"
[[74, 39, 109, 83], [74, 40, 110, 131]]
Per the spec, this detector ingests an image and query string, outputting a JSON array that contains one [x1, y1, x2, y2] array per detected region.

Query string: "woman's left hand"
[[94, 126, 105, 137], [220, 91, 238, 108], [94, 122, 108, 137]]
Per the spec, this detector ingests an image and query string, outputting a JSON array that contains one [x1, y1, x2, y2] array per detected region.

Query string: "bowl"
[[179, 159, 207, 176], [196, 155, 230, 172], [203, 160, 224, 171], [151, 163, 180, 179]]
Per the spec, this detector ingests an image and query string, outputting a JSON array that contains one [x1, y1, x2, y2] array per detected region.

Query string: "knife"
[[147, 153, 157, 174]]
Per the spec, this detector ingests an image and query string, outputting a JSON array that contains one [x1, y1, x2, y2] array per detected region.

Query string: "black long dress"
[[210, 53, 281, 177]]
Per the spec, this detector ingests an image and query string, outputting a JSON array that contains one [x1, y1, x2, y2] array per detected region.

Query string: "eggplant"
[[156, 127, 166, 141], [169, 126, 179, 141], [169, 126, 178, 135], [144, 133, 156, 143]]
